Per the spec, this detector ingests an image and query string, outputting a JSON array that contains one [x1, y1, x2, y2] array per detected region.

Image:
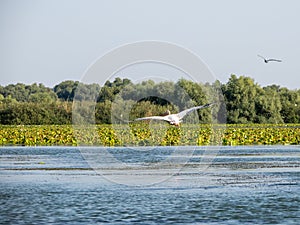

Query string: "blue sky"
[[1, 0, 300, 89]]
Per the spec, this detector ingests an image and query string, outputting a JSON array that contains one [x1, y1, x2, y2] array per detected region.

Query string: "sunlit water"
[[0, 146, 299, 224]]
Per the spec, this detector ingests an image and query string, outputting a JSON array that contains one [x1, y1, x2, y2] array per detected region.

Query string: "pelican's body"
[[134, 103, 214, 126], [258, 55, 282, 63]]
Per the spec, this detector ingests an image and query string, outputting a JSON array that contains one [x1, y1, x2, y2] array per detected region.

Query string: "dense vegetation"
[[0, 75, 299, 125], [0, 124, 299, 146]]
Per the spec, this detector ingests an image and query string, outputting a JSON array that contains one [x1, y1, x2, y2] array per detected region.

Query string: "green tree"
[[98, 78, 132, 102], [54, 80, 79, 101], [255, 86, 283, 123], [223, 75, 259, 123], [28, 92, 57, 103], [95, 100, 112, 124], [0, 83, 30, 101], [279, 87, 300, 123]]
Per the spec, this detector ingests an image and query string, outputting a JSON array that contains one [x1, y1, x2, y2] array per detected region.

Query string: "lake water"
[[0, 146, 299, 224]]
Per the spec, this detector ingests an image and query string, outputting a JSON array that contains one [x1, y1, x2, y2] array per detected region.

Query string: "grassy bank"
[[0, 124, 299, 146]]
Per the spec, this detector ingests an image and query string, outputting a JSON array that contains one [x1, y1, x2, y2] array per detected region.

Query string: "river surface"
[[0, 146, 299, 224]]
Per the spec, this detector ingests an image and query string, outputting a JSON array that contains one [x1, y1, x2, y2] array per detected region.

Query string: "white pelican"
[[258, 55, 282, 63], [134, 103, 214, 126]]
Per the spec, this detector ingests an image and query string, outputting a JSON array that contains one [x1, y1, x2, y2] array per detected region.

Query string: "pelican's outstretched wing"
[[134, 116, 171, 122], [257, 55, 266, 60], [267, 59, 282, 62], [177, 103, 214, 120]]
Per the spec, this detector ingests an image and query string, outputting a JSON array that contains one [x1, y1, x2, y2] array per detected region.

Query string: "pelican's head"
[[161, 110, 171, 116]]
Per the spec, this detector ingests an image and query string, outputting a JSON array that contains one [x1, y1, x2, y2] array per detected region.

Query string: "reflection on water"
[[0, 146, 299, 224]]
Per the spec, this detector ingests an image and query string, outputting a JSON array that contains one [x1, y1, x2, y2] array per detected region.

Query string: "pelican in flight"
[[134, 103, 214, 126], [258, 55, 282, 63]]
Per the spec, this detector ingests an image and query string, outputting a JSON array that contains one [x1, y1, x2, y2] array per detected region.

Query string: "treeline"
[[0, 75, 299, 124]]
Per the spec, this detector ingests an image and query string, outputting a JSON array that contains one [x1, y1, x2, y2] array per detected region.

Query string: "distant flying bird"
[[133, 103, 214, 126], [258, 55, 282, 63]]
